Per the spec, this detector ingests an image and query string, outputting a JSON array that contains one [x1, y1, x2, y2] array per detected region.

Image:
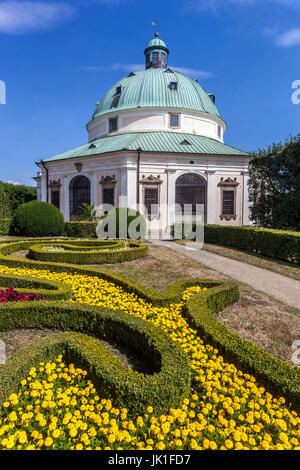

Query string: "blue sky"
[[0, 0, 300, 186]]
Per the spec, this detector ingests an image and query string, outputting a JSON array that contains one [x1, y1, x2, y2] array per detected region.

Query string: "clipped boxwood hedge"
[[183, 289, 300, 413], [0, 237, 299, 412], [28, 240, 148, 265], [0, 238, 148, 266], [173, 223, 300, 264], [0, 239, 228, 307], [0, 301, 191, 415], [99, 207, 147, 239], [64, 221, 99, 239], [0, 273, 71, 301]]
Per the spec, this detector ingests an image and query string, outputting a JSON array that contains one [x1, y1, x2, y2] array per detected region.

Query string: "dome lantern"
[[144, 32, 169, 69]]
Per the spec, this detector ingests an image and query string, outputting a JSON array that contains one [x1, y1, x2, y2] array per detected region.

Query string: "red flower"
[[0, 288, 44, 302]]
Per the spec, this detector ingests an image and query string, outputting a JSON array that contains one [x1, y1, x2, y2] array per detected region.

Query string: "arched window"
[[69, 175, 91, 218], [175, 173, 207, 218]]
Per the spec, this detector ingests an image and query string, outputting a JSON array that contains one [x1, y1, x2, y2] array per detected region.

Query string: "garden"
[[0, 201, 299, 451]]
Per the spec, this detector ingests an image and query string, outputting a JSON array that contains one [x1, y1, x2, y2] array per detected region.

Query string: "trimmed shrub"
[[13, 201, 64, 237], [0, 302, 191, 415], [173, 223, 300, 264], [183, 288, 300, 413], [0, 239, 221, 306], [0, 272, 72, 301], [98, 207, 147, 239], [0, 242, 299, 412], [28, 240, 148, 265], [0, 218, 12, 236], [64, 221, 99, 238]]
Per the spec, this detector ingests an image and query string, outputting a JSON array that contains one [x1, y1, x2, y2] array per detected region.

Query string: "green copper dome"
[[145, 36, 168, 49], [92, 68, 221, 120]]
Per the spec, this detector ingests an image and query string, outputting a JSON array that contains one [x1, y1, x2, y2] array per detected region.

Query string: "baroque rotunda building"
[[35, 33, 251, 234]]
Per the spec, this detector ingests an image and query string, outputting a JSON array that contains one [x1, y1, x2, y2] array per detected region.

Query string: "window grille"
[[144, 187, 159, 216], [103, 188, 114, 206], [109, 118, 118, 132], [175, 174, 206, 216], [69, 176, 91, 216], [170, 114, 179, 127], [222, 190, 235, 215], [51, 191, 60, 209]]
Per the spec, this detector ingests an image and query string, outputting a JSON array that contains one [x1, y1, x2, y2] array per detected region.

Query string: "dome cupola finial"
[[144, 33, 169, 70]]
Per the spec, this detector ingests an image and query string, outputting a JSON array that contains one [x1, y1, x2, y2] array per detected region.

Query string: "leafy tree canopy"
[[0, 181, 36, 218], [249, 134, 300, 231]]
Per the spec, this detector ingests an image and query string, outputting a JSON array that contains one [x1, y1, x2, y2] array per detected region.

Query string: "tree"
[[75, 203, 98, 221], [0, 181, 36, 218], [249, 135, 300, 231]]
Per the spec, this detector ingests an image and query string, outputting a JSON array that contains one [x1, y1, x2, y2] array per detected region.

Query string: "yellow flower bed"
[[0, 264, 299, 451]]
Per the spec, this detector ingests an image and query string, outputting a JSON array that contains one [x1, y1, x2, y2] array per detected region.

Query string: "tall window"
[[51, 190, 60, 209], [176, 173, 207, 217], [169, 113, 180, 128], [218, 177, 239, 221], [109, 117, 118, 132], [222, 190, 235, 216], [218, 126, 222, 138], [69, 175, 90, 218], [103, 187, 114, 206], [144, 187, 159, 216]]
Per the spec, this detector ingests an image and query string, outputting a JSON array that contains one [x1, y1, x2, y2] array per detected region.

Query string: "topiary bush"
[[13, 201, 65, 237], [97, 207, 147, 239], [64, 221, 98, 238]]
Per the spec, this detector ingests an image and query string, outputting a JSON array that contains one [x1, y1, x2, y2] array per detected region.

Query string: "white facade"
[[87, 108, 226, 143], [35, 34, 251, 235], [37, 150, 250, 233]]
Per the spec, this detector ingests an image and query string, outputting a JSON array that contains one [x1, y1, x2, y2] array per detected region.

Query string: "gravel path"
[[151, 240, 300, 310]]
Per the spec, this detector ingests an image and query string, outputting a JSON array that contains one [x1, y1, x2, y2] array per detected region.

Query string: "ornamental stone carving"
[[49, 179, 61, 189], [75, 162, 82, 173], [140, 175, 162, 185], [217, 177, 239, 187], [100, 175, 117, 184]]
